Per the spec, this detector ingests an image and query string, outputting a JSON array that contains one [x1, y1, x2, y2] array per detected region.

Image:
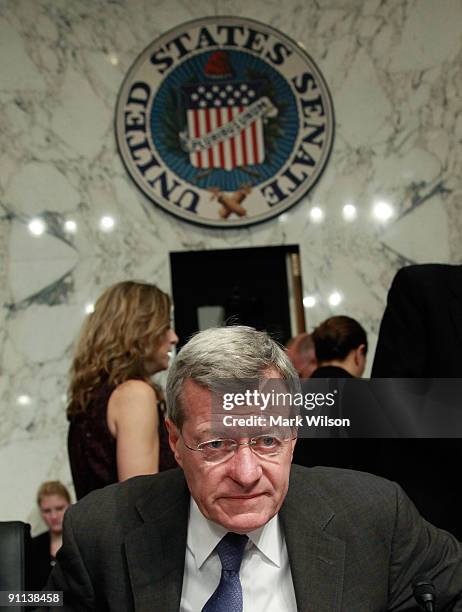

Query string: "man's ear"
[[165, 419, 183, 467], [290, 436, 297, 460], [355, 344, 366, 364]]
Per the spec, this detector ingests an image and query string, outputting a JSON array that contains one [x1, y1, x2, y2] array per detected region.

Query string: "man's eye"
[[256, 436, 279, 448], [204, 440, 224, 450]]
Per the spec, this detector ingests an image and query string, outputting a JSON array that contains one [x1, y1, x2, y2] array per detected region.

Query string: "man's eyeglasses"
[[181, 434, 296, 464]]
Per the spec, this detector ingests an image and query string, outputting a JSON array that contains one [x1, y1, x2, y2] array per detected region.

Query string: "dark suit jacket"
[[372, 264, 462, 377], [371, 264, 462, 541], [310, 365, 353, 378], [47, 466, 462, 611]]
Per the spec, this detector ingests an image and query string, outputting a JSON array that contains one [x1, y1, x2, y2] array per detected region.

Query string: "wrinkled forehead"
[[180, 379, 212, 410], [180, 372, 294, 439], [180, 369, 285, 411], [179, 380, 223, 439]]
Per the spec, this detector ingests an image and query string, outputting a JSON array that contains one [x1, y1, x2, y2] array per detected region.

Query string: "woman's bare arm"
[[107, 380, 160, 481]]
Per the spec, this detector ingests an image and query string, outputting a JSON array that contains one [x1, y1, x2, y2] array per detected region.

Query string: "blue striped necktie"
[[202, 532, 249, 612]]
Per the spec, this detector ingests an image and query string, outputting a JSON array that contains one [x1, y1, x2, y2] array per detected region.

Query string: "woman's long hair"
[[67, 281, 171, 418]]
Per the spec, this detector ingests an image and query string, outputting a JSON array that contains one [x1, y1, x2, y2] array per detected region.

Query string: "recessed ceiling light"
[[328, 291, 342, 306], [28, 219, 46, 236], [99, 216, 115, 231], [17, 395, 32, 406], [310, 206, 324, 222], [373, 201, 394, 221], [303, 296, 317, 308], [64, 220, 77, 233], [342, 204, 357, 221]]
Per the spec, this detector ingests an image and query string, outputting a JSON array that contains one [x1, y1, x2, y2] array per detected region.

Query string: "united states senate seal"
[[115, 17, 334, 228]]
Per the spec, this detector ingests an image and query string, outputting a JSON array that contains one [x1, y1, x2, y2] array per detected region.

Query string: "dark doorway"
[[170, 245, 305, 350]]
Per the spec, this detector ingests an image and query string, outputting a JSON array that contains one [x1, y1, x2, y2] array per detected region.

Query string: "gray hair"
[[166, 326, 298, 427]]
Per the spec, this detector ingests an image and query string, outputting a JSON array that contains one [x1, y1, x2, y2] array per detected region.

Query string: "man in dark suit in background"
[[372, 263, 462, 377], [371, 263, 462, 540], [48, 326, 462, 611]]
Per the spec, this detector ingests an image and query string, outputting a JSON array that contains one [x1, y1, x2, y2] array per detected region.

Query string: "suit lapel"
[[280, 470, 346, 612], [122, 467, 346, 611], [125, 475, 190, 612]]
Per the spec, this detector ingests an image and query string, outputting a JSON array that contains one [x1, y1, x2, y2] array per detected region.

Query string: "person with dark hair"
[[285, 333, 318, 378], [47, 327, 462, 611], [293, 316, 368, 474], [311, 315, 368, 378], [67, 281, 178, 500], [30, 481, 71, 590]]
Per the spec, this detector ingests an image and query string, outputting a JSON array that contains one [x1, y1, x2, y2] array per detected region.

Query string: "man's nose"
[[229, 445, 262, 486]]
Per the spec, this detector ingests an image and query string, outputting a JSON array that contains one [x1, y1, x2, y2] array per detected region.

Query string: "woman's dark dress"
[[68, 381, 176, 500], [30, 531, 54, 590]]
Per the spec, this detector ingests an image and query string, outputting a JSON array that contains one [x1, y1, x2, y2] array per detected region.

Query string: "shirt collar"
[[187, 499, 284, 569]]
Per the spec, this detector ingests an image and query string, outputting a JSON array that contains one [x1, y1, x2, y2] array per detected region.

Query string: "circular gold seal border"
[[115, 16, 335, 228]]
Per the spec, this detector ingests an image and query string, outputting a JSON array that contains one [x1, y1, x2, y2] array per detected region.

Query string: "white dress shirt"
[[180, 500, 297, 612]]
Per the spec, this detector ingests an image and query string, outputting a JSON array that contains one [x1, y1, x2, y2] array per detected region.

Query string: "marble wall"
[[1, 0, 461, 529]]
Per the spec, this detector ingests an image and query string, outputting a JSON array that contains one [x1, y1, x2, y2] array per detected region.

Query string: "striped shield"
[[182, 81, 265, 171]]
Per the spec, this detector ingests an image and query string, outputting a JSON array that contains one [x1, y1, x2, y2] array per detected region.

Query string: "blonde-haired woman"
[[67, 281, 178, 500], [30, 481, 71, 590]]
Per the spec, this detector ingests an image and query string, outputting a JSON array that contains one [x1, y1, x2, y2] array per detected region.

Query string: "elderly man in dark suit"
[[48, 326, 462, 611]]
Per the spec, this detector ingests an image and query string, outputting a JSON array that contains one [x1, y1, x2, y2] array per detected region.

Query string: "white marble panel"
[[382, 195, 450, 264], [6, 304, 83, 364], [50, 68, 111, 157], [388, 0, 462, 71], [0, 20, 46, 92], [5, 163, 81, 215], [8, 221, 78, 303], [336, 48, 393, 148], [0, 436, 72, 526]]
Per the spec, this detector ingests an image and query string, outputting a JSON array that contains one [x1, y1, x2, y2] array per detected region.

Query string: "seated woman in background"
[[311, 315, 368, 378], [30, 481, 71, 590], [67, 281, 178, 500]]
